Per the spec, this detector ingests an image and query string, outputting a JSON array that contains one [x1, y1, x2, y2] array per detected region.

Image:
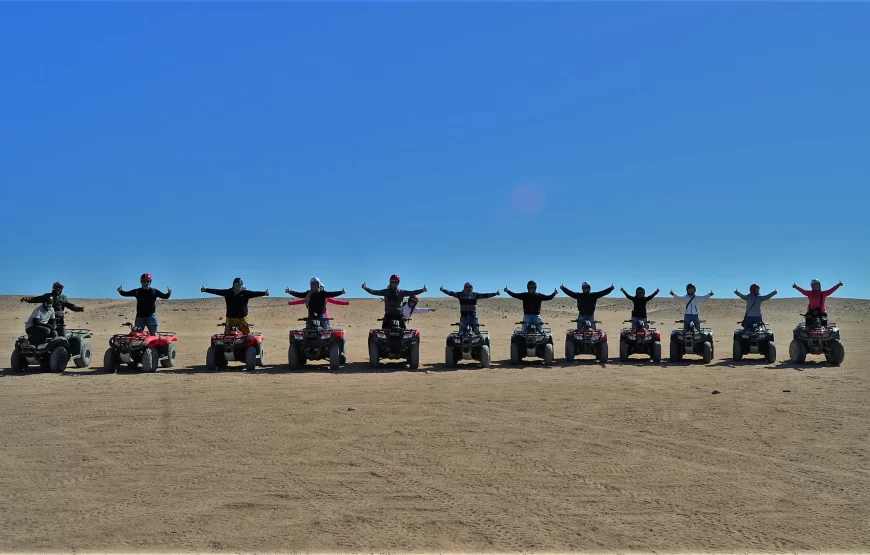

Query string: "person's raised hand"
[[167, 287, 172, 295], [285, 287, 291, 294], [117, 286, 123, 292], [838, 281, 844, 287], [341, 288, 346, 294], [264, 289, 270, 296], [709, 291, 714, 296], [361, 282, 367, 289], [422, 285, 428, 293], [734, 289, 740, 295], [792, 283, 798, 289], [201, 286, 206, 292]]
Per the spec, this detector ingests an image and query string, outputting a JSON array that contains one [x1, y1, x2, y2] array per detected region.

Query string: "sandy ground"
[[1, 293, 868, 553]]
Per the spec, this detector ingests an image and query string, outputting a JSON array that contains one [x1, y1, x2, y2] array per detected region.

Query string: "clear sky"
[[1, 1, 867, 299]]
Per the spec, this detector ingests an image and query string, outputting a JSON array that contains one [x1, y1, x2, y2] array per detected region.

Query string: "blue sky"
[[1, 2, 867, 299]]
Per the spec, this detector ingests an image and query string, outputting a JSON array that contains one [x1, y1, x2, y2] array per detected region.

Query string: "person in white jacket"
[[670, 283, 714, 331], [401, 295, 435, 320]]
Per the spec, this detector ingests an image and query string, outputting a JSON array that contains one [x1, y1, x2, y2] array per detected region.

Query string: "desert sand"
[[1, 293, 868, 553]]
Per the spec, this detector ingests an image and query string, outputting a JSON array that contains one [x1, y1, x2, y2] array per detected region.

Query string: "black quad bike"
[[618, 319, 662, 363], [789, 312, 845, 366], [669, 320, 715, 364], [444, 322, 491, 368], [10, 328, 94, 373], [733, 321, 776, 363], [288, 316, 347, 371], [368, 316, 420, 369], [565, 319, 608, 363], [509, 321, 554, 366]]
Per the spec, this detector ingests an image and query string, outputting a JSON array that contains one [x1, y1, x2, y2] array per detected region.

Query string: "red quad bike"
[[207, 322, 265, 371], [103, 322, 178, 372], [564, 318, 608, 363], [789, 311, 845, 366], [619, 319, 663, 363], [288, 316, 347, 371], [368, 316, 421, 370]]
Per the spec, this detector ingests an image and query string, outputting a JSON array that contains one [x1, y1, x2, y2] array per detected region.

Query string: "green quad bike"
[[509, 320, 555, 366], [10, 329, 94, 373], [444, 322, 492, 368], [669, 319, 715, 364]]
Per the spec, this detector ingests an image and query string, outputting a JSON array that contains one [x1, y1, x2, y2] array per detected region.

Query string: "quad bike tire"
[[826, 340, 845, 366], [766, 342, 777, 364], [368, 342, 379, 369], [74, 341, 92, 368], [141, 348, 159, 372], [732, 339, 743, 361], [160, 343, 177, 368], [789, 340, 807, 364], [408, 341, 420, 369], [543, 343, 554, 365], [245, 346, 258, 371], [257, 344, 265, 367], [510, 343, 520, 365], [670, 339, 683, 362], [565, 340, 575, 362], [619, 340, 629, 362], [702, 342, 713, 364], [104, 348, 118, 372], [480, 344, 491, 368], [652, 341, 662, 363], [329, 343, 341, 371], [50, 346, 70, 373], [444, 346, 454, 368], [10, 348, 26, 373], [206, 346, 217, 371], [288, 345, 301, 370], [40, 358, 51, 372], [597, 341, 608, 364]]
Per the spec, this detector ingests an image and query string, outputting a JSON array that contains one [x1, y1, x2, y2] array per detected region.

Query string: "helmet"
[[141, 273, 152, 283], [310, 277, 321, 285], [811, 279, 820, 287], [42, 296, 53, 307], [581, 281, 591, 289], [52, 281, 64, 291], [636, 286, 645, 294], [233, 277, 243, 285], [408, 294, 418, 307], [389, 274, 400, 282], [686, 283, 696, 292], [464, 282, 473, 289], [750, 283, 760, 293], [527, 280, 537, 288]]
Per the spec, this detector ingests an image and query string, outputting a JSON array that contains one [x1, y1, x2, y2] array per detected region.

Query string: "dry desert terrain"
[[1, 293, 868, 552]]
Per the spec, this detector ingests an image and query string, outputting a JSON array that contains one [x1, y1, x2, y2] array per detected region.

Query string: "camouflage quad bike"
[[10, 328, 93, 372], [669, 319, 715, 364], [444, 322, 491, 368]]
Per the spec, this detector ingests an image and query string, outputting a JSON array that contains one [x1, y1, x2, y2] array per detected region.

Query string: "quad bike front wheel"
[[288, 345, 301, 370], [74, 341, 92, 368], [160, 343, 177, 368], [597, 341, 608, 364], [619, 340, 629, 362], [789, 340, 807, 364], [103, 348, 117, 372], [480, 344, 491, 368], [702, 342, 713, 364], [510, 343, 520, 365], [244, 346, 258, 371], [766, 342, 777, 364], [670, 339, 682, 362], [408, 341, 420, 370], [206, 346, 217, 371], [652, 341, 662, 363], [329, 343, 341, 371], [565, 340, 575, 362], [368, 342, 379, 369], [826, 340, 845, 366], [141, 348, 159, 372], [444, 345, 454, 368], [50, 346, 69, 373], [10, 348, 26, 373], [543, 343, 554, 365], [732, 339, 743, 361]]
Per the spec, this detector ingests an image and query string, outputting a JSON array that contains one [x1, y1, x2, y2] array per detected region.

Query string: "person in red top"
[[793, 279, 843, 326]]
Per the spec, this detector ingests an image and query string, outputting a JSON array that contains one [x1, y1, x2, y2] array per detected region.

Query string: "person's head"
[[320, 284, 325, 292], [811, 279, 821, 291], [232, 277, 243, 293], [636, 286, 646, 296], [527, 280, 537, 293], [686, 283, 696, 295], [42, 296, 53, 310], [750, 283, 760, 295], [140, 273, 152, 289], [310, 277, 321, 291], [407, 295, 418, 308], [52, 281, 64, 295], [581, 281, 591, 293], [464, 282, 473, 293], [389, 274, 400, 290]]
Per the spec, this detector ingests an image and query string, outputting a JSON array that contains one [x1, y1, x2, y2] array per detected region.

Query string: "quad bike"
[[565, 318, 608, 363], [669, 320, 715, 363], [509, 321, 554, 365], [288, 316, 347, 371], [368, 316, 420, 369], [618, 319, 662, 363], [444, 322, 491, 368], [789, 312, 845, 366], [733, 321, 776, 363], [206, 322, 265, 371], [10, 328, 94, 373], [103, 322, 178, 372]]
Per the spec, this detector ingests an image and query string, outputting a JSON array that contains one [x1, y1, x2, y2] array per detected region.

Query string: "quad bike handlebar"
[[298, 317, 333, 321], [572, 319, 602, 323], [452, 322, 485, 327], [624, 320, 657, 324], [217, 322, 255, 328], [515, 322, 549, 325], [675, 319, 706, 323]]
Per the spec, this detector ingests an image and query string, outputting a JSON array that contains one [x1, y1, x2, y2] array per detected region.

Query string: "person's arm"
[[246, 289, 269, 298], [201, 287, 228, 297], [734, 290, 747, 300], [560, 285, 580, 299], [413, 307, 434, 313], [670, 291, 687, 301], [288, 299, 305, 306], [541, 288, 558, 301], [645, 288, 660, 301], [504, 288, 523, 299], [593, 285, 615, 299], [327, 298, 350, 306], [118, 287, 137, 297], [21, 293, 49, 304], [405, 287, 427, 297], [63, 299, 85, 312], [793, 283, 810, 296], [760, 290, 778, 301], [286, 289, 308, 298], [476, 291, 500, 299], [620, 288, 635, 301], [362, 284, 388, 296], [699, 292, 713, 300], [323, 289, 346, 298], [440, 287, 460, 298], [822, 282, 843, 296], [154, 288, 171, 300]]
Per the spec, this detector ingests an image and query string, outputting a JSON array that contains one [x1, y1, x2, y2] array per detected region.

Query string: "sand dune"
[[1, 294, 868, 552]]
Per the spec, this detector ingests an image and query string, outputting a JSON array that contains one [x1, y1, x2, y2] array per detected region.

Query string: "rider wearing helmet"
[[561, 281, 615, 329], [201, 277, 269, 335], [117, 273, 172, 335], [504, 280, 558, 333], [361, 274, 428, 329], [287, 280, 350, 325], [620, 286, 661, 329], [25, 296, 58, 345], [670, 283, 714, 332], [20, 281, 84, 336], [734, 284, 778, 328], [793, 279, 843, 327], [401, 294, 436, 319], [440, 282, 499, 334], [285, 277, 346, 329]]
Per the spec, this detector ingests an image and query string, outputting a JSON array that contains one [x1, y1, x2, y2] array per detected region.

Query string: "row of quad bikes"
[[8, 312, 845, 373]]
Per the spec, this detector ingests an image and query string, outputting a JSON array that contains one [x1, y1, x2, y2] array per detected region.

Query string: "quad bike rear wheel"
[[444, 345, 454, 368], [789, 340, 807, 364], [368, 342, 379, 369], [565, 340, 575, 362], [480, 344, 491, 368], [206, 346, 217, 371], [670, 339, 682, 362], [10, 348, 26, 373], [141, 348, 158, 372], [732, 338, 743, 361], [619, 340, 629, 362], [702, 342, 713, 364], [74, 341, 92, 368], [257, 344, 264, 366], [160, 343, 177, 368], [288, 345, 301, 370], [103, 348, 117, 372], [543, 343, 554, 365], [408, 341, 420, 369], [652, 341, 662, 363], [826, 340, 845, 366], [244, 346, 258, 371], [50, 346, 69, 373], [329, 343, 341, 371], [510, 343, 520, 365], [597, 341, 608, 364], [766, 342, 777, 364]]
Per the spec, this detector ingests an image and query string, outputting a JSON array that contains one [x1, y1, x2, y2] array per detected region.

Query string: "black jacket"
[[23, 293, 83, 319], [441, 289, 499, 316], [119, 287, 171, 318], [363, 286, 425, 317], [287, 289, 346, 318], [203, 288, 267, 318], [560, 285, 614, 314], [505, 289, 557, 315], [622, 289, 659, 318]]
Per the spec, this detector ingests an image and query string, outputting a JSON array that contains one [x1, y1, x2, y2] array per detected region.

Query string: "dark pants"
[[382, 315, 406, 330], [56, 318, 66, 336], [28, 325, 57, 346], [806, 310, 828, 328]]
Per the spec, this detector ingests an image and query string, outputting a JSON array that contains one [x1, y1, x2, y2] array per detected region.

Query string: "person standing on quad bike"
[[287, 281, 349, 323], [440, 283, 499, 334], [202, 277, 269, 335], [505, 281, 558, 333], [561, 282, 615, 329], [117, 274, 172, 335], [620, 286, 661, 329], [670, 284, 714, 331], [734, 284, 778, 328], [361, 274, 427, 329], [285, 277, 346, 329], [793, 279, 843, 327], [20, 281, 84, 336], [25, 296, 58, 345]]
